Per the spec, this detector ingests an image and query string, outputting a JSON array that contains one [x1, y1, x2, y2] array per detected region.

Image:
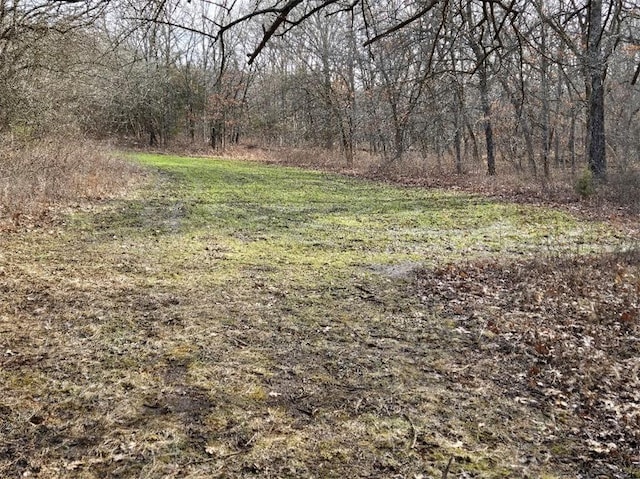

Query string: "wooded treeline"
[[1, 0, 639, 181]]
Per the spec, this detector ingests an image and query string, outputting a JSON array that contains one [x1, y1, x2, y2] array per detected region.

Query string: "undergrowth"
[[0, 135, 141, 225]]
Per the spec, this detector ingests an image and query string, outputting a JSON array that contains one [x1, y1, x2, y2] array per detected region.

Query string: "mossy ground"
[[0, 154, 636, 478]]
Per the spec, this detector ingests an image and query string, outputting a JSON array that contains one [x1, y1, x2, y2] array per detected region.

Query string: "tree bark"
[[479, 66, 496, 176], [587, 0, 606, 180]]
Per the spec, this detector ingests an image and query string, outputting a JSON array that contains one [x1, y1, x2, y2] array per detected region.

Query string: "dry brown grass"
[[0, 135, 142, 226]]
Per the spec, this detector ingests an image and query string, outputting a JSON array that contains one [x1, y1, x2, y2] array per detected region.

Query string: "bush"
[[575, 168, 596, 198], [0, 134, 141, 221]]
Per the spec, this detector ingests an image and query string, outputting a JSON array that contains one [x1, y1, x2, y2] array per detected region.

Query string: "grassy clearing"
[[0, 153, 637, 478]]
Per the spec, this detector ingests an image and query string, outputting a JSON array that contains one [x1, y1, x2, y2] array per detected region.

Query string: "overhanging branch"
[[363, 0, 440, 47]]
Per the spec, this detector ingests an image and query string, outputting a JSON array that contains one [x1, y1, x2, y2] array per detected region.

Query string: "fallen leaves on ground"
[[415, 250, 640, 477]]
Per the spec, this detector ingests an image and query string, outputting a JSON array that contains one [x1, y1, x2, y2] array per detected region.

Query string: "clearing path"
[[0, 154, 638, 478]]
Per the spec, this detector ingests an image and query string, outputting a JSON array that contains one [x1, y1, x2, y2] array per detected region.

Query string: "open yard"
[[1, 154, 638, 478]]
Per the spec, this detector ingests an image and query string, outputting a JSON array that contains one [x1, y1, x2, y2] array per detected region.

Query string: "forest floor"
[[1, 153, 639, 478]]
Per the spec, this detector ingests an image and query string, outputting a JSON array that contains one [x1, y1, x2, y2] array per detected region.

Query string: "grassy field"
[[1, 153, 638, 478]]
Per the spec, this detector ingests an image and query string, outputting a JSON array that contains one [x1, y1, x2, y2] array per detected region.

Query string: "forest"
[[1, 1, 639, 185]]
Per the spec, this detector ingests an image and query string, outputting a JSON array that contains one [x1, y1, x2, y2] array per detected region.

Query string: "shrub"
[[575, 168, 596, 198], [0, 134, 141, 222], [603, 168, 640, 212]]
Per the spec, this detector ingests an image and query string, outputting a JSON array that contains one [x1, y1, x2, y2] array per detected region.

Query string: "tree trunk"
[[454, 121, 463, 174], [453, 79, 464, 174], [210, 126, 216, 149], [499, 76, 537, 177], [466, 121, 480, 163], [393, 121, 404, 163], [554, 61, 563, 168], [344, 14, 357, 168], [149, 128, 157, 147], [569, 107, 577, 173], [479, 67, 496, 176], [541, 20, 551, 179], [587, 0, 606, 180]]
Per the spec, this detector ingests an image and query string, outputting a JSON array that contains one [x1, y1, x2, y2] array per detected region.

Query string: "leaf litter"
[[415, 252, 640, 478]]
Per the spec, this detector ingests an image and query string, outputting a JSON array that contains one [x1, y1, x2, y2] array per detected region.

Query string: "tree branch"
[[127, 17, 218, 40], [245, 0, 305, 64], [363, 0, 440, 47]]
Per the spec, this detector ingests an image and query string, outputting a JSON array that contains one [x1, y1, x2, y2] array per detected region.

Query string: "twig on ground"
[[403, 413, 418, 449], [441, 456, 454, 479]]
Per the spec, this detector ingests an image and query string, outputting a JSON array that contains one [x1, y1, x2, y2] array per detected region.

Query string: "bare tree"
[[0, 0, 108, 131]]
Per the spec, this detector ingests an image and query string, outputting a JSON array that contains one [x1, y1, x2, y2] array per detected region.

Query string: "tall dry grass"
[[0, 135, 141, 223]]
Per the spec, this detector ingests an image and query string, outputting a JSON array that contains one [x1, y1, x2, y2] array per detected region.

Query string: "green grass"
[[0, 153, 634, 479], [125, 153, 615, 271]]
